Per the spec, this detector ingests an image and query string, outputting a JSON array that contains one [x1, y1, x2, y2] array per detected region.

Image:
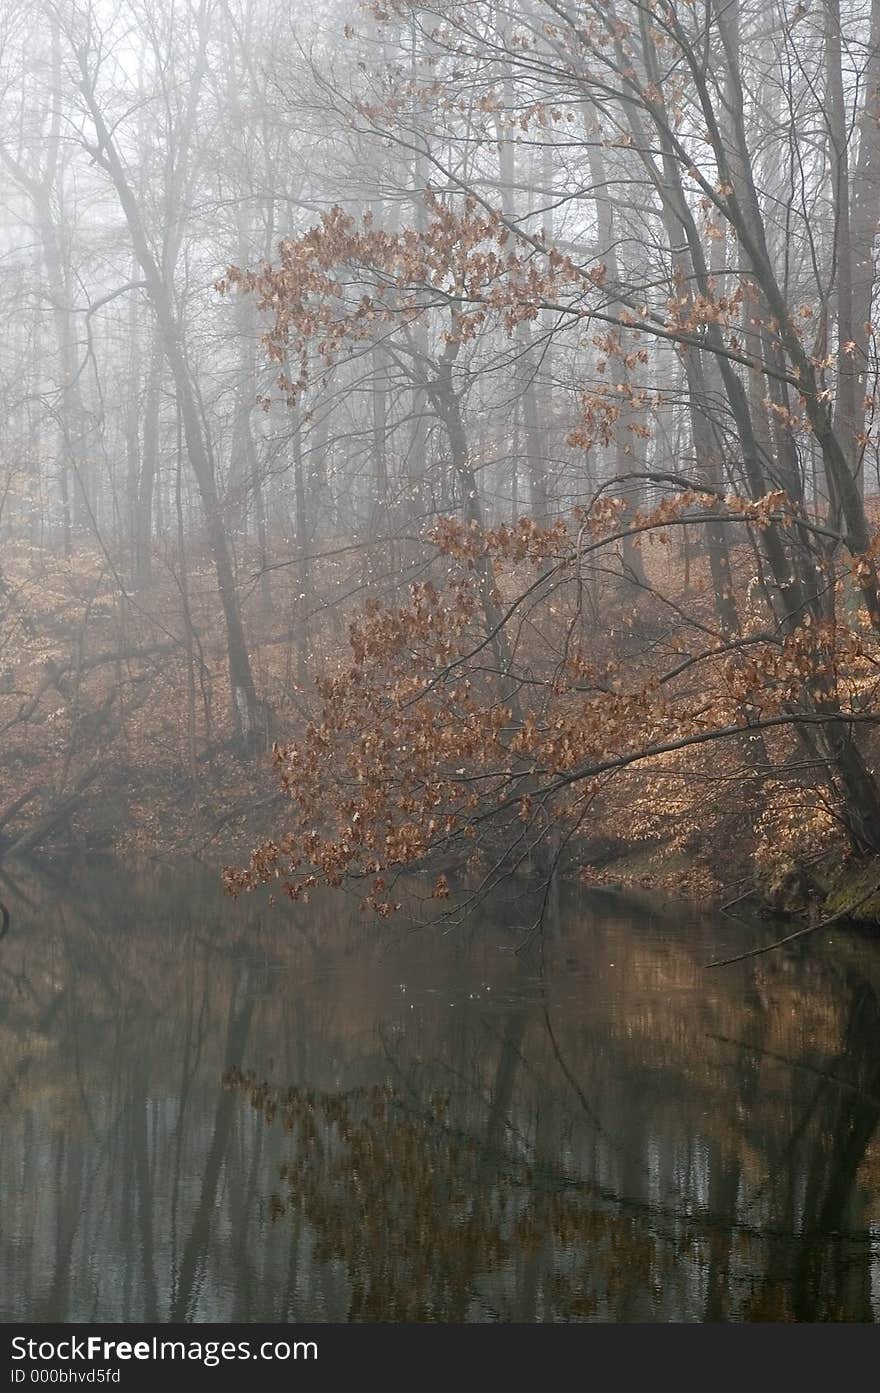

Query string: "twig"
[[719, 886, 758, 915], [706, 879, 880, 967]]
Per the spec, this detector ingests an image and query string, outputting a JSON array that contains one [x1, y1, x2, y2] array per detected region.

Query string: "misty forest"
[[4, 0, 880, 1325]]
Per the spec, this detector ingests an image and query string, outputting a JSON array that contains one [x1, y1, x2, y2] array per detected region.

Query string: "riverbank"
[[4, 753, 876, 937], [579, 831, 880, 935]]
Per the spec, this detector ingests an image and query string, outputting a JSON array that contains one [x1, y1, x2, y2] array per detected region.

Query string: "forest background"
[[2, 0, 880, 925]]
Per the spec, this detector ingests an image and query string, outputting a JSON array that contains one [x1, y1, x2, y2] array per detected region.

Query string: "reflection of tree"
[[4, 862, 880, 1322], [171, 978, 255, 1321], [225, 920, 880, 1323], [772, 977, 880, 1322], [0, 861, 277, 1321], [692, 975, 880, 1321], [223, 1067, 672, 1321]]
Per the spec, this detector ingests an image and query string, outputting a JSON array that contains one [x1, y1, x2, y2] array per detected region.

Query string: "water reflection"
[[1, 859, 879, 1321]]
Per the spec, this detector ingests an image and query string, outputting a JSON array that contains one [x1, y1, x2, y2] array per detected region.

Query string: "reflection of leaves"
[[224, 1067, 671, 1321]]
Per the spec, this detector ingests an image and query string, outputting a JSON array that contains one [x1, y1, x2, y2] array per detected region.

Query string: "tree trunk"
[[78, 76, 263, 749]]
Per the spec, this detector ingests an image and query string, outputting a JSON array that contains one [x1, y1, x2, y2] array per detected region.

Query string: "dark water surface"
[[2, 858, 880, 1322]]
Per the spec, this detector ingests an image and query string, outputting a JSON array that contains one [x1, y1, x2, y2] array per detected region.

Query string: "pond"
[[1, 858, 879, 1322]]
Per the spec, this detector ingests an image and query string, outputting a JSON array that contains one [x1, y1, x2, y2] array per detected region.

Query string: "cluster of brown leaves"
[[219, 198, 588, 400], [225, 489, 877, 912]]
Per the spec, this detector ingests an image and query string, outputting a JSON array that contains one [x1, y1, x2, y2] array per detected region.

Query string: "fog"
[[0, 0, 879, 897]]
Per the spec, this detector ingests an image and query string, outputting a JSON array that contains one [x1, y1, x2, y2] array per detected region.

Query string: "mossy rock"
[[815, 855, 880, 925]]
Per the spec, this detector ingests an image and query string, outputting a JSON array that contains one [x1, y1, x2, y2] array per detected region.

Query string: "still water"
[[1, 857, 880, 1322]]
